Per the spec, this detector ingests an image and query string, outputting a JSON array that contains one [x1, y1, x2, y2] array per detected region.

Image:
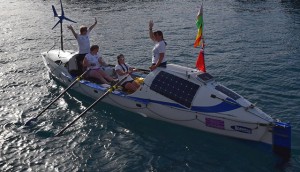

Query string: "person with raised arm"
[[67, 18, 98, 76], [148, 20, 167, 71]]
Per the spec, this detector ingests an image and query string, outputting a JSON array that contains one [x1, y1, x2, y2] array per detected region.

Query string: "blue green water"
[[0, 0, 299, 171]]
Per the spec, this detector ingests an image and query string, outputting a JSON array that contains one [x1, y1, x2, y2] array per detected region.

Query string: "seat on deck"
[[68, 54, 85, 76]]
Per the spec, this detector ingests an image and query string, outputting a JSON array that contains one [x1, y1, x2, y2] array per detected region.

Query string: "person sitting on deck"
[[83, 45, 116, 85], [115, 54, 140, 92]]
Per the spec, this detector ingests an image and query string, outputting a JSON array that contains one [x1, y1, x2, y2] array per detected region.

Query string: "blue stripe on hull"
[[78, 78, 241, 113], [191, 101, 241, 112], [127, 96, 241, 113]]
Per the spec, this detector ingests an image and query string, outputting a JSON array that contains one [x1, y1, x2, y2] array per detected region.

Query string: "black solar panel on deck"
[[150, 71, 200, 107]]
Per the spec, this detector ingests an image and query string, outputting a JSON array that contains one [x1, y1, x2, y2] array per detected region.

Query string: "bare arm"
[[129, 67, 138, 73], [67, 25, 78, 39], [88, 18, 97, 32], [149, 20, 155, 41], [98, 57, 108, 67], [116, 69, 128, 76], [83, 57, 89, 68]]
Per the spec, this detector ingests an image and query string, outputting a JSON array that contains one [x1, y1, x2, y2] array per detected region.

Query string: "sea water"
[[0, 0, 299, 171]]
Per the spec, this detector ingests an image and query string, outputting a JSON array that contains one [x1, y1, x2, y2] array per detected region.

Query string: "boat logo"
[[231, 125, 252, 134]]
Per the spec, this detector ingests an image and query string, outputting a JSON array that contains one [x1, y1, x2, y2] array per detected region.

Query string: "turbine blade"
[[52, 20, 61, 30], [52, 5, 58, 17], [60, 0, 64, 16], [64, 16, 77, 23]]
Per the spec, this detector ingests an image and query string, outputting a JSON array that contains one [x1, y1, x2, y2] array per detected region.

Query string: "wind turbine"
[[52, 0, 76, 50]]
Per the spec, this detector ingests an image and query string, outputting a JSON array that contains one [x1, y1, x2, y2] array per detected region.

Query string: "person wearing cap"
[[115, 54, 140, 92], [148, 20, 167, 71]]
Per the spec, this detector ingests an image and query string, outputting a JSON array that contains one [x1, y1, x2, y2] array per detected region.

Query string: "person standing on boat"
[[115, 54, 140, 92], [67, 18, 97, 75], [68, 18, 97, 55], [83, 45, 116, 85], [148, 20, 167, 71]]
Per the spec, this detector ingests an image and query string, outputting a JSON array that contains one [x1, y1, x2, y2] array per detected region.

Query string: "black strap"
[[120, 64, 129, 72]]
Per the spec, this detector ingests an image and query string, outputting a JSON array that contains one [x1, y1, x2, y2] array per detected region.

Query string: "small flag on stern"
[[194, 4, 203, 48], [196, 47, 206, 72]]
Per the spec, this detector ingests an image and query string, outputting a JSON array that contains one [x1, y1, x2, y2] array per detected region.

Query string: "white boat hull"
[[40, 49, 291, 156]]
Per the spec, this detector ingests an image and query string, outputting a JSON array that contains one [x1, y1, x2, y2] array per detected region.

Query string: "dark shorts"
[[152, 61, 167, 67], [122, 80, 134, 87], [69, 53, 87, 76]]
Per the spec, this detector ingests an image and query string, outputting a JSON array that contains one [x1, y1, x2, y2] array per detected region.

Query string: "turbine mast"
[[51, 0, 76, 51]]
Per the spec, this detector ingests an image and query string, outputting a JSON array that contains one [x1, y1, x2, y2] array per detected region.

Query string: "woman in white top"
[[67, 18, 97, 55], [67, 18, 98, 75], [148, 20, 167, 71], [83, 45, 115, 84], [115, 54, 140, 92]]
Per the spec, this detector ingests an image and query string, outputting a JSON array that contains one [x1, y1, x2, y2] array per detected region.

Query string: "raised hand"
[[149, 20, 154, 29], [67, 25, 73, 30]]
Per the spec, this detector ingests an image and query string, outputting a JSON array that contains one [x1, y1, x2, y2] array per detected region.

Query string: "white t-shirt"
[[77, 31, 90, 54], [152, 40, 167, 64], [115, 63, 134, 84], [85, 52, 103, 69]]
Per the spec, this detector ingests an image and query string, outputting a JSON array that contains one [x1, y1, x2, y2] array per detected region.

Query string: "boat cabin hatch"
[[197, 72, 214, 82], [215, 85, 241, 100]]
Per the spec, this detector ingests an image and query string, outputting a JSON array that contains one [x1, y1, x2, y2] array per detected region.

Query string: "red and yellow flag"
[[196, 47, 206, 72], [194, 5, 203, 48]]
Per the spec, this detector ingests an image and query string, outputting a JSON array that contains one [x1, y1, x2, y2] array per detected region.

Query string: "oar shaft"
[[107, 64, 149, 74], [24, 69, 89, 126], [55, 75, 129, 136], [36, 77, 79, 116], [55, 90, 111, 136]]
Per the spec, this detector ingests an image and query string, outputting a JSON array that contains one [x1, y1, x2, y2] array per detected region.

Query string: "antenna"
[[52, 0, 76, 51]]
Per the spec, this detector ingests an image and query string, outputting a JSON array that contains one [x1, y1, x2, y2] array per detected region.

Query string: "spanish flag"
[[194, 5, 203, 48]]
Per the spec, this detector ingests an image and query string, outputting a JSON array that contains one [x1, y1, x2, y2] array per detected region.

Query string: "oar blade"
[[24, 117, 37, 126]]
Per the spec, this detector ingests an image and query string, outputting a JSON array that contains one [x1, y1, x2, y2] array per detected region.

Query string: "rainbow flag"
[[194, 5, 203, 48]]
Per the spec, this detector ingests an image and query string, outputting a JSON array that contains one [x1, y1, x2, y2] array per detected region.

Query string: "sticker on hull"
[[205, 118, 224, 130], [231, 125, 252, 134]]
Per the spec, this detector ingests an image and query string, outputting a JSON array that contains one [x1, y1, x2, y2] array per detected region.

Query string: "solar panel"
[[150, 71, 200, 107]]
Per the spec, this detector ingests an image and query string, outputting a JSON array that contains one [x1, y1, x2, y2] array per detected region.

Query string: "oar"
[[108, 64, 150, 74], [55, 75, 129, 136], [24, 69, 90, 126]]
